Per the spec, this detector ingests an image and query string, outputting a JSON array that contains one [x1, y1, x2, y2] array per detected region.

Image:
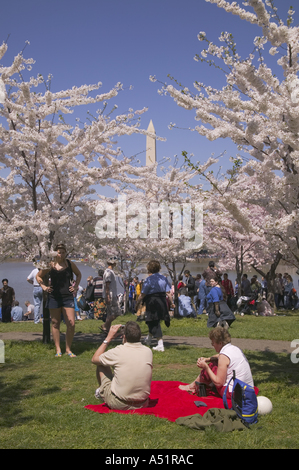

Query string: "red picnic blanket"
[[85, 380, 238, 422]]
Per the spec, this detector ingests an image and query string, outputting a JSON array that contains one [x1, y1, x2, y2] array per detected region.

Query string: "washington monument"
[[146, 120, 156, 166]]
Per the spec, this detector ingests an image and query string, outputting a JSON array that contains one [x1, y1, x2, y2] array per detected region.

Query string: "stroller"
[[236, 293, 258, 315]]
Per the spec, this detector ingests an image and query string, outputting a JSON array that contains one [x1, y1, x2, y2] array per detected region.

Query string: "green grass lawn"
[[0, 313, 299, 449]]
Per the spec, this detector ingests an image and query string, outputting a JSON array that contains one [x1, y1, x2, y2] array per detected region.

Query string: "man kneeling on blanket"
[[179, 327, 254, 399], [92, 321, 153, 410]]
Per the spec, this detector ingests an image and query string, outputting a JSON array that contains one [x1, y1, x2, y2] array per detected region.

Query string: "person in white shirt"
[[24, 301, 35, 320], [179, 326, 254, 398], [101, 259, 121, 334], [27, 267, 43, 323]]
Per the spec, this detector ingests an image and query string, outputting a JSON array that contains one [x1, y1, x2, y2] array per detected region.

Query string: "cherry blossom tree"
[[202, 189, 282, 303], [153, 0, 299, 281], [93, 161, 204, 315], [184, 148, 289, 303], [0, 42, 149, 266]]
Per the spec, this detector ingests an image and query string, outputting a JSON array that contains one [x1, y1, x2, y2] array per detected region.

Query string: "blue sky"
[[1, 0, 294, 194]]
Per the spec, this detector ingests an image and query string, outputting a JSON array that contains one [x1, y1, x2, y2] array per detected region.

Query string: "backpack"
[[77, 294, 90, 311], [85, 283, 95, 302], [223, 370, 258, 427]]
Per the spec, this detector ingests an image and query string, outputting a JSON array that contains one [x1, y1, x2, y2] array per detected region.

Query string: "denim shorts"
[[46, 295, 75, 310]]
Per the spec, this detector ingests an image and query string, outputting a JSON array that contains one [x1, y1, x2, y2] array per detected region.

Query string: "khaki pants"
[[97, 365, 149, 410]]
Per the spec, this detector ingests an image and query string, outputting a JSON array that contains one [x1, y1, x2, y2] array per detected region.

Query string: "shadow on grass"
[[0, 339, 97, 429], [245, 350, 299, 389], [0, 368, 61, 428]]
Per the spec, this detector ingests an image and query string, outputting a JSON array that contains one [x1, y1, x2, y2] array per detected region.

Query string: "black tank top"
[[49, 260, 73, 297]]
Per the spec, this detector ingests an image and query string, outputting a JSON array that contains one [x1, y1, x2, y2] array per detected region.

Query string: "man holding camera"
[[92, 321, 153, 410]]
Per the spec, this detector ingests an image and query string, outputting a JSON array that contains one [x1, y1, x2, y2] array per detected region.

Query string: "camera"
[[119, 325, 125, 335]]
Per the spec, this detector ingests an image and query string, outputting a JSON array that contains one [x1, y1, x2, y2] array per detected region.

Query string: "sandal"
[[55, 352, 62, 357], [66, 352, 76, 358]]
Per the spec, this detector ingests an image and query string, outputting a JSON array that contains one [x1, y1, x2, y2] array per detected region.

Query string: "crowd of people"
[[175, 263, 236, 327], [175, 263, 299, 319], [1, 250, 298, 357], [0, 278, 38, 323], [1, 255, 298, 330]]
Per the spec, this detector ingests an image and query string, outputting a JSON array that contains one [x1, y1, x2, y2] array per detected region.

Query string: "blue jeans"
[[284, 294, 291, 309], [74, 297, 81, 320], [197, 297, 206, 316], [129, 298, 135, 313], [33, 286, 43, 323]]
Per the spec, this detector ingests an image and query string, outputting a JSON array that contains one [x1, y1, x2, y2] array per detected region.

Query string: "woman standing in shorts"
[[37, 243, 82, 357]]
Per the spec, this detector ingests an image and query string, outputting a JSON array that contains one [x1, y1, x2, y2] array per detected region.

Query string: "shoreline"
[[2, 258, 86, 263], [2, 258, 27, 263]]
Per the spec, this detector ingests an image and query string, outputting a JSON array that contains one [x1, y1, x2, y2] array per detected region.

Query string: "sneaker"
[[217, 320, 229, 329], [143, 336, 152, 346], [95, 387, 102, 399], [152, 345, 164, 352]]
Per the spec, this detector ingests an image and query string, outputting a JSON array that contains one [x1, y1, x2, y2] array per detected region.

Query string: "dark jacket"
[[185, 275, 197, 297], [143, 292, 170, 324], [0, 286, 15, 306], [202, 267, 222, 287]]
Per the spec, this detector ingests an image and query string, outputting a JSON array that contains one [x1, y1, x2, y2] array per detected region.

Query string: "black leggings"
[[146, 320, 163, 338]]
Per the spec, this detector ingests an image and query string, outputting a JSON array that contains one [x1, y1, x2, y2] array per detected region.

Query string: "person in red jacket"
[[221, 273, 234, 309]]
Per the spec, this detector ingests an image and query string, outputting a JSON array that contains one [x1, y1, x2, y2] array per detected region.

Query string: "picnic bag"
[[85, 283, 95, 302], [223, 370, 258, 426], [77, 294, 90, 311]]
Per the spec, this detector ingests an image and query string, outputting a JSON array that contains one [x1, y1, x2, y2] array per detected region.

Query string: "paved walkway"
[[0, 331, 292, 354]]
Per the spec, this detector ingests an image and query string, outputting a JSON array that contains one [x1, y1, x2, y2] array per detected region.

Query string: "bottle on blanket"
[[195, 382, 207, 397]]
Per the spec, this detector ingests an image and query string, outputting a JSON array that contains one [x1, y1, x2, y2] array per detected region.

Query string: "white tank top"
[[220, 343, 254, 392]]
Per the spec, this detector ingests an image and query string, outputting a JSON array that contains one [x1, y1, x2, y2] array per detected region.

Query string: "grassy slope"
[[0, 314, 298, 449]]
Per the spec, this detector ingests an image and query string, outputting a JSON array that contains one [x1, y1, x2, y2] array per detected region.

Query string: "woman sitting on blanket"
[[179, 327, 254, 399]]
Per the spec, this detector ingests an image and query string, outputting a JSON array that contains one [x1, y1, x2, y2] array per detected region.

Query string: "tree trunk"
[[235, 247, 244, 299], [251, 252, 282, 307], [42, 277, 51, 344], [125, 282, 130, 314]]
